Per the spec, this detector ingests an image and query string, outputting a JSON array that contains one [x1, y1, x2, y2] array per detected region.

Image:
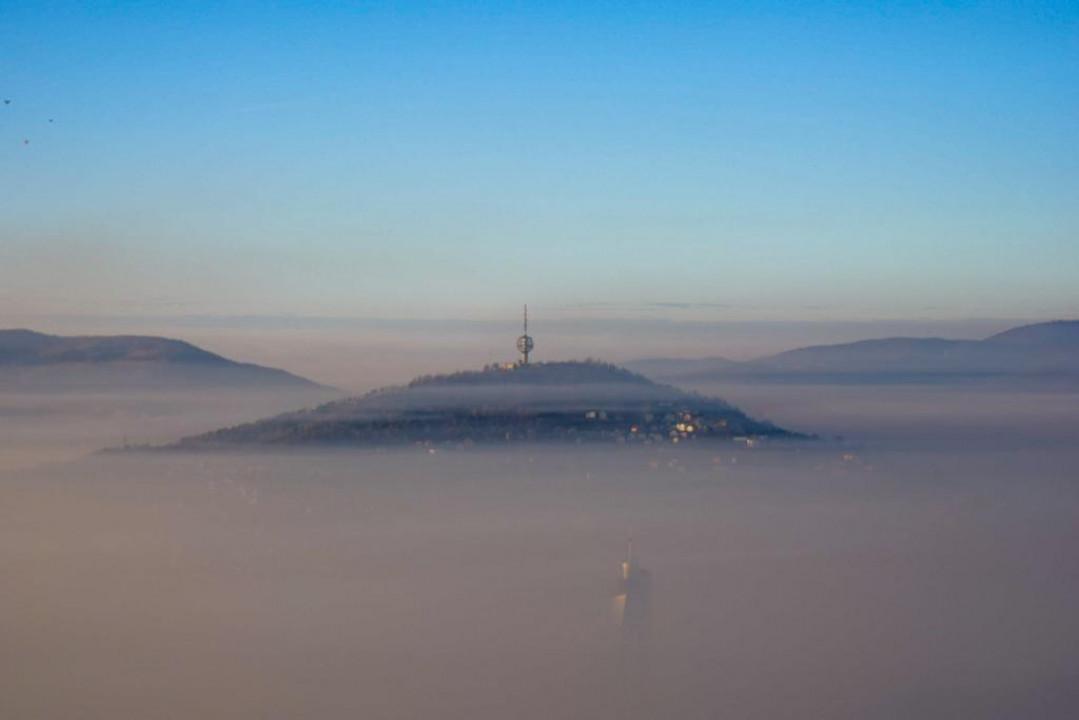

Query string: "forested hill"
[[167, 361, 800, 448]]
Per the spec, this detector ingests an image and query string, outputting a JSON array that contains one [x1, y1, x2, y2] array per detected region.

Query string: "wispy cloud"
[[648, 302, 733, 310]]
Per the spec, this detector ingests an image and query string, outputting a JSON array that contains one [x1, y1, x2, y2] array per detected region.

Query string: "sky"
[[2, 0, 1077, 325]]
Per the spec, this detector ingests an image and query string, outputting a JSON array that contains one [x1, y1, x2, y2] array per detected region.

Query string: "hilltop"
[[0, 329, 330, 391], [168, 360, 799, 449]]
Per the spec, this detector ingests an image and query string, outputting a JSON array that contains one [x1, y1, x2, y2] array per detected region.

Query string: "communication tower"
[[516, 305, 534, 365]]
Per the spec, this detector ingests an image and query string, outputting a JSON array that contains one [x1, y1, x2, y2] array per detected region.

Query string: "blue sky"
[[2, 1, 1077, 322]]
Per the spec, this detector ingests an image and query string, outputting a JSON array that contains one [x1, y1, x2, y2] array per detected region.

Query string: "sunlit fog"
[[3, 382, 1079, 719]]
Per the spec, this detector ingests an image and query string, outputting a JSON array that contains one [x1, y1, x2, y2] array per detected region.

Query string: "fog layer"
[[2, 384, 1078, 718]]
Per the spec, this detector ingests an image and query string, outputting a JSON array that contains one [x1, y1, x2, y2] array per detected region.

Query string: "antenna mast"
[[515, 304, 534, 365]]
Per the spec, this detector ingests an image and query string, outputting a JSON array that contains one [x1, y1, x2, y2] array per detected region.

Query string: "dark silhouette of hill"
[[168, 361, 799, 448], [0, 329, 328, 391], [627, 320, 1079, 384]]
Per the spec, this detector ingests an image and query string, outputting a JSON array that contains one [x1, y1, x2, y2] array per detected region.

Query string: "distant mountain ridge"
[[627, 320, 1079, 383], [0, 329, 238, 365], [165, 360, 799, 449], [985, 320, 1079, 347], [0, 329, 328, 391]]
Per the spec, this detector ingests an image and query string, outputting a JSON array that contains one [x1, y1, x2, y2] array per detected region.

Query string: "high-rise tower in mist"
[[613, 540, 651, 643]]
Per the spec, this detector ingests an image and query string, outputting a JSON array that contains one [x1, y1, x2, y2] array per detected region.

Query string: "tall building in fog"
[[613, 540, 651, 645]]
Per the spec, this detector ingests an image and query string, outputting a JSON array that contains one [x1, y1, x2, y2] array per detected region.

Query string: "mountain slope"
[[984, 320, 1079, 348], [168, 361, 799, 448], [0, 329, 328, 391], [627, 320, 1079, 383]]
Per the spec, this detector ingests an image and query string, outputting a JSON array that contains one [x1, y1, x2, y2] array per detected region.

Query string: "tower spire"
[[516, 304, 534, 365]]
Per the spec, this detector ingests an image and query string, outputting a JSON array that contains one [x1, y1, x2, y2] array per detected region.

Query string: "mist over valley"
[[3, 350, 1079, 717]]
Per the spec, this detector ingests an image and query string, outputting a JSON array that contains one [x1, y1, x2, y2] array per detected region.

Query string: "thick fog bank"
[[686, 382, 1079, 452], [3, 440, 1079, 719], [0, 388, 336, 472]]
